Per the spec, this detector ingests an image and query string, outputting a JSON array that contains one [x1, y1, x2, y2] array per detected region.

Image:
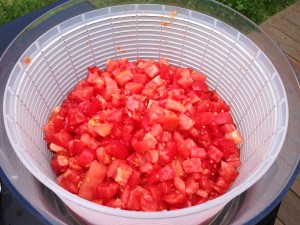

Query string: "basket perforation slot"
[[59, 39, 81, 79]]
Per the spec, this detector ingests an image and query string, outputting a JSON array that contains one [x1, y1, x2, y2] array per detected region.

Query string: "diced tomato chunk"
[[162, 191, 188, 204], [218, 161, 239, 181], [214, 112, 233, 125], [78, 161, 107, 200], [207, 146, 224, 163], [94, 181, 120, 199], [144, 64, 159, 78], [183, 158, 202, 174], [115, 69, 134, 86], [178, 113, 195, 130]]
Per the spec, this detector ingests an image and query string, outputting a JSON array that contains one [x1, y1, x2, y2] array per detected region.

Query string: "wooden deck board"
[[280, 5, 300, 27], [276, 190, 300, 225], [259, 1, 300, 224], [275, 218, 285, 225], [261, 15, 300, 43]]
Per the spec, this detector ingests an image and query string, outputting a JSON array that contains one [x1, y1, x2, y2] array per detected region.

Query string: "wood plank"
[[261, 14, 300, 44], [277, 191, 300, 225], [260, 23, 300, 62], [274, 218, 284, 225], [280, 5, 300, 27], [291, 0, 300, 10]]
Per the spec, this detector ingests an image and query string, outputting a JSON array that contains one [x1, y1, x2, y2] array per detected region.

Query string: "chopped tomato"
[[78, 161, 107, 200], [94, 181, 120, 199], [44, 58, 243, 212], [57, 169, 84, 194]]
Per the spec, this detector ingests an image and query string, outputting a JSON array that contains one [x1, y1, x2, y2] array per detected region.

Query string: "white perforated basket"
[[3, 4, 288, 225]]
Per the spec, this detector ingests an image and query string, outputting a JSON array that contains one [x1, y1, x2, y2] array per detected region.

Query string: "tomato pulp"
[[44, 58, 243, 211]]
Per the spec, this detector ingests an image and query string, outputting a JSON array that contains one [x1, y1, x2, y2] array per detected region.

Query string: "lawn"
[[0, 0, 296, 25]]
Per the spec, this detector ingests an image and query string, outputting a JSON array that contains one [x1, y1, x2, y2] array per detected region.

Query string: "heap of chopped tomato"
[[44, 58, 243, 211]]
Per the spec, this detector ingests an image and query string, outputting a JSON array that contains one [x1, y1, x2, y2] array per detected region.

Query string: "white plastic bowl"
[[3, 3, 288, 225]]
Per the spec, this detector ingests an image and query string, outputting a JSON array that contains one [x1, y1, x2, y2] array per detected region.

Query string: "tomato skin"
[[57, 169, 84, 194], [162, 111, 179, 131], [195, 112, 214, 128], [94, 181, 120, 199], [45, 130, 72, 149], [76, 148, 96, 167], [105, 140, 129, 159], [162, 191, 188, 204], [50, 154, 69, 174]]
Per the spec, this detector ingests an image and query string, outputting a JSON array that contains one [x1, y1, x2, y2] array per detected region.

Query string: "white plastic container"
[[3, 4, 288, 225]]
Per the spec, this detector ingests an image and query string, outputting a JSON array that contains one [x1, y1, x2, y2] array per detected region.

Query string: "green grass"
[[0, 0, 56, 25], [0, 0, 297, 25], [218, 0, 296, 24]]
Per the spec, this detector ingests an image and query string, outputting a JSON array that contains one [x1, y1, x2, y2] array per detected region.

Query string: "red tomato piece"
[[183, 158, 202, 174], [115, 69, 134, 86], [159, 164, 175, 182], [207, 146, 224, 163], [125, 82, 144, 94], [218, 161, 239, 181], [78, 161, 107, 200], [106, 59, 119, 72], [174, 177, 186, 194], [80, 133, 99, 150], [185, 178, 199, 196], [67, 86, 94, 103], [224, 130, 243, 145], [94, 181, 120, 199], [66, 110, 88, 127], [164, 99, 185, 113], [190, 147, 206, 159], [57, 169, 84, 194], [140, 192, 159, 212], [195, 112, 214, 128], [92, 123, 113, 137], [162, 191, 188, 204], [50, 154, 69, 174], [105, 140, 129, 159], [87, 65, 102, 75], [214, 112, 233, 125], [162, 110, 179, 131], [113, 162, 134, 186], [76, 148, 96, 167], [126, 186, 146, 210], [178, 113, 195, 130], [96, 147, 111, 165], [144, 64, 159, 78]]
